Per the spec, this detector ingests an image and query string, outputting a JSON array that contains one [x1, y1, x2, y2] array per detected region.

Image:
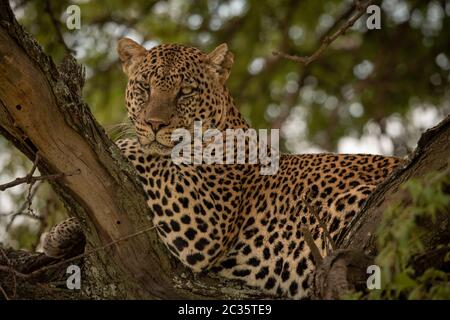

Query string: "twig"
[[291, 196, 324, 265], [0, 153, 44, 230], [0, 224, 160, 281], [273, 0, 374, 66], [0, 265, 27, 278], [0, 170, 79, 192], [303, 191, 337, 254], [0, 152, 40, 191], [29, 151, 40, 178], [22, 151, 40, 218], [0, 284, 9, 300], [0, 152, 79, 230], [0, 223, 161, 280], [1, 182, 41, 217], [3, 183, 41, 231], [1, 170, 80, 191], [300, 226, 323, 265], [297, 189, 339, 265], [44, 0, 75, 54]]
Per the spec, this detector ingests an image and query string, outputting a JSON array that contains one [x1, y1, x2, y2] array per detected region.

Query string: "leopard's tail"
[[43, 217, 86, 259]]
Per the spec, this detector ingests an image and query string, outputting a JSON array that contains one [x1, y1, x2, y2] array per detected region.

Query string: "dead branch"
[[0, 152, 39, 191], [23, 223, 161, 279], [0, 284, 9, 300], [0, 170, 80, 192], [273, 0, 374, 66], [300, 226, 324, 265], [304, 191, 337, 253], [1, 182, 40, 217], [0, 156, 80, 230], [43, 0, 74, 54]]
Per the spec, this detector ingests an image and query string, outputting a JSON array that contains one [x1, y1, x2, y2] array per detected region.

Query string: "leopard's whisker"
[[105, 122, 133, 132], [114, 129, 136, 140]]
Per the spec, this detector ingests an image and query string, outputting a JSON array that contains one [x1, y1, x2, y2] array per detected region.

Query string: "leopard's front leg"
[[116, 138, 238, 272]]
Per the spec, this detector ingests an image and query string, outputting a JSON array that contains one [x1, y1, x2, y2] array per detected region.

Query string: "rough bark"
[[0, 0, 265, 300], [312, 116, 450, 299], [0, 0, 448, 300]]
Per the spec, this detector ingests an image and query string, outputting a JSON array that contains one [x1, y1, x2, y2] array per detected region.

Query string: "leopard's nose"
[[146, 119, 166, 132]]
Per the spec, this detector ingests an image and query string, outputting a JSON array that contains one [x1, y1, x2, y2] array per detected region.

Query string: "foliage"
[[10, 0, 450, 153], [366, 168, 450, 299]]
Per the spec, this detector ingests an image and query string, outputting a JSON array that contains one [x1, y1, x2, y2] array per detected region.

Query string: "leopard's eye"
[[136, 81, 150, 91], [181, 86, 193, 95], [135, 74, 150, 91], [133, 84, 150, 107]]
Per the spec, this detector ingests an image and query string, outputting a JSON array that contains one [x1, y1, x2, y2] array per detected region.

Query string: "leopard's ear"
[[117, 38, 147, 75], [206, 43, 234, 84]]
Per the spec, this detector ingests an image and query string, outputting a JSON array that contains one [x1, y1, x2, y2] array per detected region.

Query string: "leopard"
[[44, 38, 403, 299]]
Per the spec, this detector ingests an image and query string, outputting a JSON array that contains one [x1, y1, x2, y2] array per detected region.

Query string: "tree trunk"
[[0, 0, 448, 300], [0, 0, 266, 300]]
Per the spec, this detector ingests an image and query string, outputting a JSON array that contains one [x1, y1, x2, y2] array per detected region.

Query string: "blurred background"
[[1, 0, 449, 251]]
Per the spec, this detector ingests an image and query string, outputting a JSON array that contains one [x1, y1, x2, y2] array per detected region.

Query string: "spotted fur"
[[112, 38, 403, 299], [44, 39, 402, 299], [43, 217, 85, 258]]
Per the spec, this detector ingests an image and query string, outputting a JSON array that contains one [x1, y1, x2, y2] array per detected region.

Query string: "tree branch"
[[0, 0, 271, 299], [0, 0, 448, 300], [311, 115, 450, 299], [43, 0, 74, 54], [273, 0, 374, 66], [0, 168, 80, 192]]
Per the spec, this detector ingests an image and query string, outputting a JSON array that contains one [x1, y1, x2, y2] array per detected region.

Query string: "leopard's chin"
[[143, 141, 173, 157]]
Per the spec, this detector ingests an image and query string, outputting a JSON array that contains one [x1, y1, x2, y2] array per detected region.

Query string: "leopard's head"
[[117, 38, 234, 156]]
